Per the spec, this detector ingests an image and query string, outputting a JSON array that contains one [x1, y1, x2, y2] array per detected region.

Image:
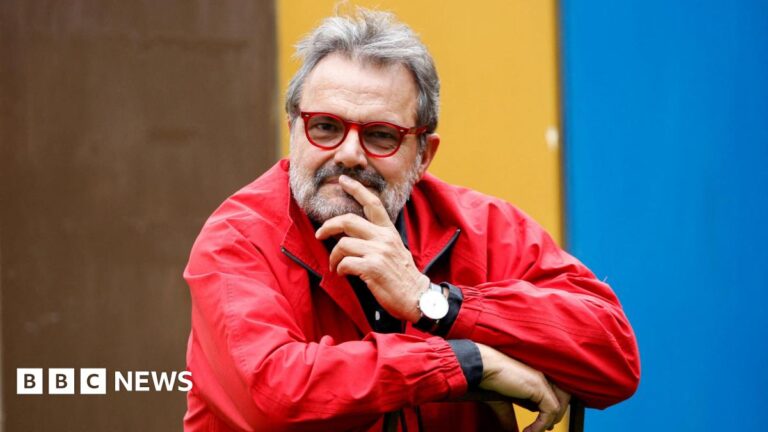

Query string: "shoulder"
[[194, 159, 292, 246], [213, 159, 290, 221], [414, 172, 533, 232], [412, 173, 563, 279]]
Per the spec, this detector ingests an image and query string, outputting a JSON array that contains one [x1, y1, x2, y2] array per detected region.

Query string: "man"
[[183, 9, 639, 432]]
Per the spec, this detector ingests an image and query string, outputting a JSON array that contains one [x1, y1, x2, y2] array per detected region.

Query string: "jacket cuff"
[[446, 285, 482, 340], [447, 339, 483, 388], [425, 337, 469, 399]]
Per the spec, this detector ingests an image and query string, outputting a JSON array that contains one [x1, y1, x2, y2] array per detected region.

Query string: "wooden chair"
[[382, 391, 584, 432]]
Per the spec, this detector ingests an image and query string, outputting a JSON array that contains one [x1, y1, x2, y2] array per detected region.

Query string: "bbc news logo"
[[17, 368, 192, 395]]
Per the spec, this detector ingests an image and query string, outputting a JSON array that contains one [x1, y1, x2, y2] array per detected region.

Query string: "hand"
[[476, 343, 570, 432], [548, 383, 571, 430], [315, 175, 428, 323]]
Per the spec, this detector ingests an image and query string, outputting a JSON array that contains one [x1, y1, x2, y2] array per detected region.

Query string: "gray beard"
[[289, 153, 422, 224]]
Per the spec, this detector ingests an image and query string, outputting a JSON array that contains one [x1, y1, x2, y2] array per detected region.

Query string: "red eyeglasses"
[[300, 111, 427, 158]]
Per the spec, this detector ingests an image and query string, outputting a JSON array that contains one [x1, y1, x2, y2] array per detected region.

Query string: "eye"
[[311, 121, 341, 132], [363, 125, 400, 142], [362, 125, 401, 154], [366, 130, 398, 141], [307, 115, 344, 140]]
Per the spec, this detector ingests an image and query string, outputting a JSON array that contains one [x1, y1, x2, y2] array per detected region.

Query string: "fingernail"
[[339, 174, 350, 183]]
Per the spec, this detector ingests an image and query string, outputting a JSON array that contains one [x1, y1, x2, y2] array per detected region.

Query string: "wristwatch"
[[414, 282, 449, 332]]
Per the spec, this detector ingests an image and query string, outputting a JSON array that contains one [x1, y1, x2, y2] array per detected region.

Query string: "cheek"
[[371, 160, 405, 185], [292, 140, 329, 173], [374, 147, 420, 182]]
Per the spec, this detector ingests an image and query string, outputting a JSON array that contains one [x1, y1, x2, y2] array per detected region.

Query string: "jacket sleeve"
[[184, 218, 468, 432], [445, 204, 640, 409]]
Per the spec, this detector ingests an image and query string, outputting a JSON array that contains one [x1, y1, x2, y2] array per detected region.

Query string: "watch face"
[[419, 290, 449, 320]]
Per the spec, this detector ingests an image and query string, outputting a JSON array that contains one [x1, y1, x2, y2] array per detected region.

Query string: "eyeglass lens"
[[306, 115, 401, 156]]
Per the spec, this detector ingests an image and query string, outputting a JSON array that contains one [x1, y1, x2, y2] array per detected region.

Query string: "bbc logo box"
[[17, 368, 107, 395], [16, 368, 43, 395]]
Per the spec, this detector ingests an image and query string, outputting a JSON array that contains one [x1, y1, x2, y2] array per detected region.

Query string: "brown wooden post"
[[0, 1, 277, 430]]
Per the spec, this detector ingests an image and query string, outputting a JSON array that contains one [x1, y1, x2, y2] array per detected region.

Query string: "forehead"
[[300, 53, 419, 125]]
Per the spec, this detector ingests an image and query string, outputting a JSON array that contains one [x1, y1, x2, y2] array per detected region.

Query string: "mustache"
[[314, 165, 386, 192]]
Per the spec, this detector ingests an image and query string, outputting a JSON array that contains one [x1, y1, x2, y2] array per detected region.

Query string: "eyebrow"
[[302, 109, 414, 127]]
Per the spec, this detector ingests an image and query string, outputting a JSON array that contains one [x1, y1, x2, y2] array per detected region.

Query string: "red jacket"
[[183, 159, 640, 431]]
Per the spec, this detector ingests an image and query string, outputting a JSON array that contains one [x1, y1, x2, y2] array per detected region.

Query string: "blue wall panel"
[[559, 1, 768, 430]]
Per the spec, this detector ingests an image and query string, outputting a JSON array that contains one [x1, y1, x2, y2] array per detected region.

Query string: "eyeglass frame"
[[299, 111, 428, 158]]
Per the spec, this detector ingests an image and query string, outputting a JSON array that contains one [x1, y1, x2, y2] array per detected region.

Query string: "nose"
[[332, 124, 368, 169]]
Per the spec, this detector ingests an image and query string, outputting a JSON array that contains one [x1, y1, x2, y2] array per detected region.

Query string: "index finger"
[[338, 174, 392, 226], [315, 213, 377, 241]]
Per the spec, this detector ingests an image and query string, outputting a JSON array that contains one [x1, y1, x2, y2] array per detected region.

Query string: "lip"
[[321, 175, 377, 190], [322, 176, 372, 188]]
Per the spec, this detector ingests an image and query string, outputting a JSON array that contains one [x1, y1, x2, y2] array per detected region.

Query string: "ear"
[[287, 115, 299, 145], [416, 133, 440, 179]]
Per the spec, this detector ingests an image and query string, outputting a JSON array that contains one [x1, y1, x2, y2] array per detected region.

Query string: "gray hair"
[[285, 8, 440, 143]]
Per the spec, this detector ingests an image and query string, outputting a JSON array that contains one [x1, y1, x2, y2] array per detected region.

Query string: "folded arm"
[[445, 209, 640, 409], [184, 220, 467, 432]]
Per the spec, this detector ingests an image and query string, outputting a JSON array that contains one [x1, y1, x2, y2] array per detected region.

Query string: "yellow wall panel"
[[278, 0, 562, 242], [278, 1, 565, 426]]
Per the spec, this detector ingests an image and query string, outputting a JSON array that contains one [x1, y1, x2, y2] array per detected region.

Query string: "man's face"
[[289, 53, 430, 223]]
